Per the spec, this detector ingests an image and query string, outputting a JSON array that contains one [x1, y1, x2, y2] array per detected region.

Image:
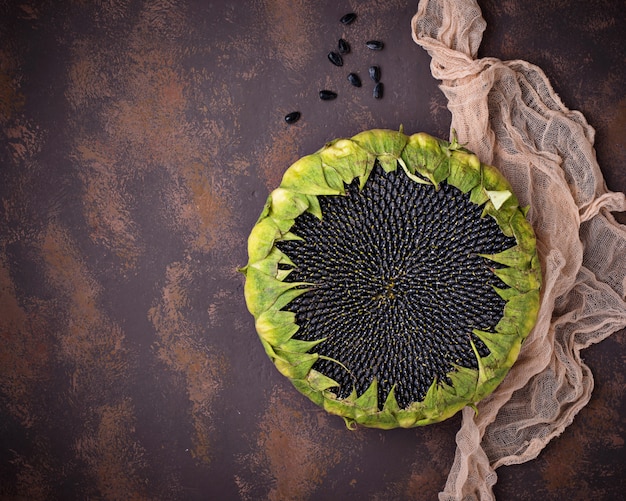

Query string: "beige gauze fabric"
[[411, 0, 626, 499]]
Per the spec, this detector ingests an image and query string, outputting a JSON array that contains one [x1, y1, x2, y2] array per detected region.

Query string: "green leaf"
[[269, 188, 310, 220], [377, 155, 399, 173], [322, 392, 357, 422], [321, 164, 346, 193], [247, 246, 289, 278], [482, 163, 513, 193], [502, 289, 541, 338], [247, 217, 281, 263], [260, 338, 277, 359], [492, 285, 520, 301], [273, 350, 318, 379], [482, 201, 517, 233], [382, 386, 401, 414], [492, 265, 541, 293], [281, 154, 342, 195], [486, 190, 512, 210], [479, 245, 533, 269], [510, 210, 537, 252], [271, 217, 294, 233], [418, 379, 464, 424], [358, 153, 378, 189], [469, 337, 496, 386], [290, 378, 324, 406], [446, 365, 478, 398], [354, 378, 379, 412], [319, 138, 369, 182], [399, 157, 431, 185], [351, 129, 407, 158], [469, 185, 489, 206], [255, 309, 298, 346], [307, 369, 340, 391], [356, 408, 399, 430], [256, 195, 272, 222], [401, 132, 450, 187], [271, 286, 310, 310], [394, 409, 420, 428], [243, 266, 309, 317], [447, 150, 482, 193], [473, 329, 515, 355], [280, 337, 325, 354], [305, 195, 322, 219]]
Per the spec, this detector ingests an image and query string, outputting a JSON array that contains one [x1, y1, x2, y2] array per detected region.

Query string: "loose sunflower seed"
[[347, 73, 362, 87], [338, 38, 350, 55], [339, 12, 357, 25], [373, 82, 383, 99], [319, 90, 338, 100], [369, 65, 380, 83], [328, 51, 343, 67], [366, 40, 384, 51], [284, 111, 301, 124]]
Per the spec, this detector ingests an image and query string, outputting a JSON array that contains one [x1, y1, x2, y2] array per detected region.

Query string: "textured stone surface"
[[0, 1, 624, 499]]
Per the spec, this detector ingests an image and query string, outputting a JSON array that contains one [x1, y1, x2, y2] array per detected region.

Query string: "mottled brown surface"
[[0, 1, 624, 499]]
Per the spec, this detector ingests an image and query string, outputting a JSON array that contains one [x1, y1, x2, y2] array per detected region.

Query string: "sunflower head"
[[241, 129, 541, 429]]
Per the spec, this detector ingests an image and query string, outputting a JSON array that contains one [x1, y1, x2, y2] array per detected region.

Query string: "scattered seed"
[[338, 38, 350, 55], [328, 51, 343, 66], [284, 111, 301, 124], [369, 65, 380, 83], [347, 73, 362, 87], [339, 12, 357, 25], [319, 90, 338, 100], [366, 40, 384, 51], [373, 82, 383, 99]]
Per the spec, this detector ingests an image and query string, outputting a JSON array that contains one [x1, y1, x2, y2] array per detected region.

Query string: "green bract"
[[241, 129, 541, 429]]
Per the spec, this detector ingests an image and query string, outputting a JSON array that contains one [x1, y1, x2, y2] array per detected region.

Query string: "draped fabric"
[[411, 1, 626, 498]]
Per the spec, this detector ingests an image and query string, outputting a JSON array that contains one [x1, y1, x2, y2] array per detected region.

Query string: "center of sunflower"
[[378, 280, 395, 300], [371, 273, 399, 301], [276, 163, 514, 409]]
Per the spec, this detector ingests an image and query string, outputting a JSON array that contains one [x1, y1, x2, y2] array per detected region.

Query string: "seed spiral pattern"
[[276, 163, 515, 409]]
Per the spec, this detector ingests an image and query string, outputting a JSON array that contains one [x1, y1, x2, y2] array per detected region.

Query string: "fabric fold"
[[411, 1, 626, 499]]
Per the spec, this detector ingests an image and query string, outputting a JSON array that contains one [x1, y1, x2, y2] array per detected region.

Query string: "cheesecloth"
[[411, 1, 626, 499]]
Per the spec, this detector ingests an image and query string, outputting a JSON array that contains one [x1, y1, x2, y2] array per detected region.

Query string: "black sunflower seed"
[[366, 40, 384, 51], [284, 111, 301, 124], [319, 90, 338, 100], [328, 51, 343, 67], [338, 38, 350, 55], [373, 82, 383, 99], [339, 12, 357, 25], [276, 164, 515, 409], [369, 65, 380, 83], [347, 73, 361, 87]]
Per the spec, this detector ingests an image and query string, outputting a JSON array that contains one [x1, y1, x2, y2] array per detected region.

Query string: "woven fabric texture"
[[411, 1, 626, 499]]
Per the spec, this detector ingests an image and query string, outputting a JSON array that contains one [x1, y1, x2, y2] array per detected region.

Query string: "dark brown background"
[[1, 1, 624, 499]]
